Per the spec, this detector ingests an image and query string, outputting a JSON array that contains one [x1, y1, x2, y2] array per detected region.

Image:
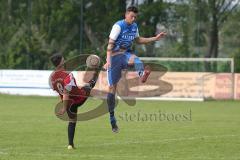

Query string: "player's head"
[[125, 6, 138, 24], [50, 52, 64, 68]]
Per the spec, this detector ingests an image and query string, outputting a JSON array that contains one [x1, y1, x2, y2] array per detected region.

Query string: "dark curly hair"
[[126, 6, 138, 13], [50, 52, 63, 67]]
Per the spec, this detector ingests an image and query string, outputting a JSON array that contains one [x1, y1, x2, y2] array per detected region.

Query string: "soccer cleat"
[[67, 145, 76, 150], [87, 69, 100, 89], [110, 116, 119, 133], [111, 123, 119, 133], [141, 65, 151, 83], [83, 79, 97, 93], [88, 79, 97, 89]]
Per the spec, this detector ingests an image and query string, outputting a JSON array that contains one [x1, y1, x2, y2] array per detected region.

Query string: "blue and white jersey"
[[109, 19, 139, 52]]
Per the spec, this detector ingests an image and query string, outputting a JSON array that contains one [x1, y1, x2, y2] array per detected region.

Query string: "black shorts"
[[66, 84, 93, 120], [66, 98, 88, 120]]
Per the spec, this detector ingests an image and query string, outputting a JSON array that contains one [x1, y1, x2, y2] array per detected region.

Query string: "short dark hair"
[[50, 53, 63, 67], [126, 6, 138, 13]]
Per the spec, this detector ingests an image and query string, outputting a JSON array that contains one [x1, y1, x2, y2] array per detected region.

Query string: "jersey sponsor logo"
[[122, 35, 135, 40]]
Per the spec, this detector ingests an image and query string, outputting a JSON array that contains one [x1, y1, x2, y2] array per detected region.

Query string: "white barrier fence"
[[0, 70, 240, 100], [0, 70, 57, 96]]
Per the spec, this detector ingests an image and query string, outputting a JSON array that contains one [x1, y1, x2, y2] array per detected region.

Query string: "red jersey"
[[50, 69, 87, 104]]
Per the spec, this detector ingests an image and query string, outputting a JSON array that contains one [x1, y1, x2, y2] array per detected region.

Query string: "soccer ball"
[[86, 54, 100, 69]]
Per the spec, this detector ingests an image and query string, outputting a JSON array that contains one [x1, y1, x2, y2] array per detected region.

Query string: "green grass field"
[[0, 94, 239, 160]]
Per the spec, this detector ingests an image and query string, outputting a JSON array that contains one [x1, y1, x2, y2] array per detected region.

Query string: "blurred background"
[[1, 2, 240, 159], [0, 0, 239, 72]]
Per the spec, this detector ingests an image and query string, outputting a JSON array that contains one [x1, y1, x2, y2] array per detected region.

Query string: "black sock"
[[107, 93, 115, 114], [68, 122, 76, 146], [110, 111, 115, 118]]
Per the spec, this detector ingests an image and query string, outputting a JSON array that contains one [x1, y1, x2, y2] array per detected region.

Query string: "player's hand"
[[155, 32, 167, 41], [103, 61, 111, 70], [57, 107, 66, 115]]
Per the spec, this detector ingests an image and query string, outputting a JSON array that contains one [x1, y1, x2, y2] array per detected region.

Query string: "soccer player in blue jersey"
[[105, 6, 167, 133]]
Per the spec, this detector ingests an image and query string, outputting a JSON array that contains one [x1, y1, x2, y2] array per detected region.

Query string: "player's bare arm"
[[135, 32, 167, 44], [58, 91, 70, 115], [104, 39, 115, 69]]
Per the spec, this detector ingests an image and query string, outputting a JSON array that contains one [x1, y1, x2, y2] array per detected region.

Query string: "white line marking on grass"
[[85, 134, 237, 147], [3, 152, 240, 160], [0, 135, 238, 159], [176, 157, 240, 160], [5, 152, 150, 159]]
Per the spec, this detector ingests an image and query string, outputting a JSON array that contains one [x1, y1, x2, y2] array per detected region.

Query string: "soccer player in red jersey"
[[49, 53, 99, 149]]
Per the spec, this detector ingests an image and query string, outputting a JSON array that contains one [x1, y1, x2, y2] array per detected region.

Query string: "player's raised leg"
[[127, 53, 151, 83], [66, 67, 100, 149]]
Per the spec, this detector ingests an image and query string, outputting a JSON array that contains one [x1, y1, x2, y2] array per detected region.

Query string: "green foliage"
[[0, 0, 239, 70], [138, 1, 165, 36], [231, 49, 240, 73]]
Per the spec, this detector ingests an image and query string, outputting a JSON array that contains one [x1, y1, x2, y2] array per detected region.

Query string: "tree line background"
[[0, 0, 239, 72]]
